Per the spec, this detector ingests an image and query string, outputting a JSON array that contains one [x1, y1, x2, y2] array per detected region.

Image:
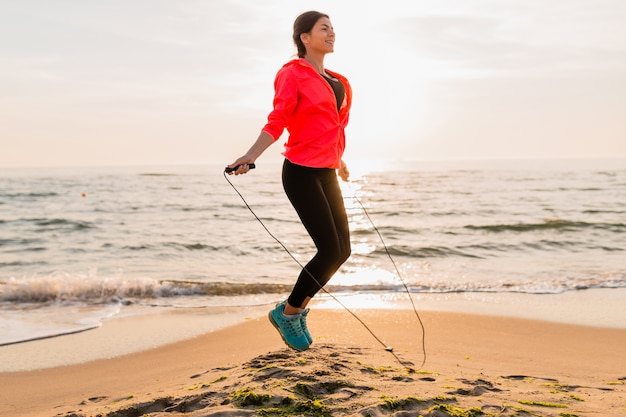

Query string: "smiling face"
[[301, 17, 335, 56]]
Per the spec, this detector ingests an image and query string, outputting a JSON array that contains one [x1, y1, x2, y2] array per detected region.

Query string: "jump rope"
[[224, 164, 426, 371]]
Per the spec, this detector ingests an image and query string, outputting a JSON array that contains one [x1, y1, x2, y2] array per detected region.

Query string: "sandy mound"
[[60, 344, 624, 417]]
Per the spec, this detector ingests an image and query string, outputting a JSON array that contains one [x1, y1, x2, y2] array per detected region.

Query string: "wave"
[[34, 218, 94, 229], [123, 242, 221, 251], [2, 218, 95, 231], [582, 209, 626, 215], [465, 219, 626, 233], [2, 273, 624, 305], [363, 240, 624, 259], [371, 245, 483, 259], [0, 276, 293, 303], [0, 192, 59, 199]]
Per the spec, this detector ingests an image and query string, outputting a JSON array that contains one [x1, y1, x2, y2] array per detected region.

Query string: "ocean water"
[[1, 159, 625, 346]]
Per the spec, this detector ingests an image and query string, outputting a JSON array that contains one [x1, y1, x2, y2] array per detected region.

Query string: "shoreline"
[[1, 308, 625, 417], [1, 287, 625, 373]]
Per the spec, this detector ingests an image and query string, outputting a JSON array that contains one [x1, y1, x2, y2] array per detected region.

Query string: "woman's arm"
[[226, 131, 275, 175]]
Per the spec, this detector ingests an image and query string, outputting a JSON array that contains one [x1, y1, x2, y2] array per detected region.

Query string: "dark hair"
[[293, 11, 329, 58]]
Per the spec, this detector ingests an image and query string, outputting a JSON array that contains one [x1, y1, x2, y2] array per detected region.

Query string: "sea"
[[1, 158, 625, 352]]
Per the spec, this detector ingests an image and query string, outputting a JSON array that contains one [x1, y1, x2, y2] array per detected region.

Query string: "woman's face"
[[302, 17, 335, 55]]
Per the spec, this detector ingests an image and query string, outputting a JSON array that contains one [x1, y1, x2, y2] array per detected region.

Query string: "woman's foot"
[[278, 300, 313, 344], [268, 302, 310, 351]]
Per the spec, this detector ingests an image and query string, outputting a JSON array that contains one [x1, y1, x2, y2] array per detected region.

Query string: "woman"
[[226, 10, 352, 351]]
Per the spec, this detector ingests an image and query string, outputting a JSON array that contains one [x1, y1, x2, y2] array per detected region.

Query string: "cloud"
[[386, 6, 626, 79]]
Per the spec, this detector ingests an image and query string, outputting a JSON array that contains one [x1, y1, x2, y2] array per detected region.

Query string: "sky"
[[1, 0, 625, 168]]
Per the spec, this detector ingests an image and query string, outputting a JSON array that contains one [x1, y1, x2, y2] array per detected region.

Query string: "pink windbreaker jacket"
[[262, 58, 352, 169]]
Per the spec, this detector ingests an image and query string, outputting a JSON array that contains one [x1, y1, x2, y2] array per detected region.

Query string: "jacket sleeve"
[[261, 66, 298, 141]]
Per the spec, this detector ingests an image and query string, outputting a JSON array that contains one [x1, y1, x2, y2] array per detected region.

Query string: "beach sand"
[[1, 309, 625, 417]]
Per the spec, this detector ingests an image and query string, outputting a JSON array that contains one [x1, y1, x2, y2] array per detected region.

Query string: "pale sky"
[[1, 0, 625, 168]]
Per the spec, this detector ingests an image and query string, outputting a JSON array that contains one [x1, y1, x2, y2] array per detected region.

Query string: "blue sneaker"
[[275, 300, 313, 345], [268, 302, 310, 351], [300, 308, 313, 345]]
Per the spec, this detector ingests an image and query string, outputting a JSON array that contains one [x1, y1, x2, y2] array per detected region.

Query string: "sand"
[[1, 309, 625, 417]]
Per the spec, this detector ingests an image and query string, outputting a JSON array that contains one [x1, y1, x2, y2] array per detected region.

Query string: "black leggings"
[[282, 159, 351, 308]]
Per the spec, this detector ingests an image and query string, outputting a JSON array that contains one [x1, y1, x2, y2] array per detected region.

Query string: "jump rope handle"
[[224, 163, 256, 173]]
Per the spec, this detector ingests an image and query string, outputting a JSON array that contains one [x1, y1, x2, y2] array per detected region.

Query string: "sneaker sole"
[[268, 311, 309, 352]]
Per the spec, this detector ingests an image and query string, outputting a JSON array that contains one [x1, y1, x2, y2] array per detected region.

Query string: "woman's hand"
[[338, 160, 350, 182], [226, 156, 255, 175]]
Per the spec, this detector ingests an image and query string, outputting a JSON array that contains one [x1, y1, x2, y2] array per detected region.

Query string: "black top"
[[321, 73, 345, 111]]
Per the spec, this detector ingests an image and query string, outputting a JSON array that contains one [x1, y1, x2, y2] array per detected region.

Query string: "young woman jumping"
[[226, 10, 352, 351]]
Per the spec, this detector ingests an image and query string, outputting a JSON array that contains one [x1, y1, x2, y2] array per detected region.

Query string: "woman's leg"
[[282, 159, 351, 310]]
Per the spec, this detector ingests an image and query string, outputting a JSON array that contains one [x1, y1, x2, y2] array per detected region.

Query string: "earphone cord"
[[224, 171, 426, 371]]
